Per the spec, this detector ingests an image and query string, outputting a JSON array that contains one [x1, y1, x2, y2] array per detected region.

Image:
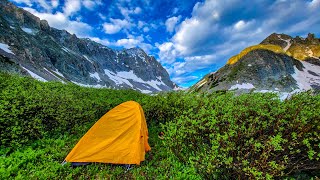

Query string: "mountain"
[[0, 0, 175, 93], [191, 33, 320, 95]]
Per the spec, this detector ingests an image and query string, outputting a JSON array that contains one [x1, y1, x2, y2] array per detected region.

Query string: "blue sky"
[[10, 0, 320, 87]]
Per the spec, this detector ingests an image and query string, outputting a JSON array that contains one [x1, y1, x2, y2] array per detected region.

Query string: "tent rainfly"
[[64, 101, 151, 165]]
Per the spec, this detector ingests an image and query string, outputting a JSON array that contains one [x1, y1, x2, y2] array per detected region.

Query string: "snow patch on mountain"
[[173, 86, 186, 91], [21, 66, 47, 82], [52, 69, 65, 78], [104, 69, 133, 87], [0, 42, 14, 54], [83, 55, 94, 63], [292, 61, 320, 90], [62, 47, 71, 53], [145, 80, 165, 91], [117, 71, 166, 91], [104, 69, 167, 91], [21, 27, 36, 35], [229, 83, 255, 90], [43, 68, 65, 83], [277, 35, 292, 51], [255, 89, 302, 101], [283, 40, 292, 51], [71, 81, 107, 88], [138, 89, 152, 94], [89, 72, 102, 82]]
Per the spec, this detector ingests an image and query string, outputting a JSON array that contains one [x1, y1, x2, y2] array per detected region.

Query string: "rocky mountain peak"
[[191, 32, 320, 96], [260, 33, 293, 50], [0, 0, 175, 93]]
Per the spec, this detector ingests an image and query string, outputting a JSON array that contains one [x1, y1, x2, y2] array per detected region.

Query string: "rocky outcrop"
[[0, 0, 175, 93]]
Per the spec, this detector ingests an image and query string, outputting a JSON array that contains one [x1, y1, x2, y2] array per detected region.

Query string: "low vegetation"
[[0, 73, 319, 179]]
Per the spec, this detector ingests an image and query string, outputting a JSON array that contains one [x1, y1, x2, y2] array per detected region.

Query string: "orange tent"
[[65, 101, 151, 165]]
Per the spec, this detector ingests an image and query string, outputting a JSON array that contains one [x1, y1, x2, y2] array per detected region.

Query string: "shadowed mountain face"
[[0, 0, 175, 93], [191, 33, 320, 94]]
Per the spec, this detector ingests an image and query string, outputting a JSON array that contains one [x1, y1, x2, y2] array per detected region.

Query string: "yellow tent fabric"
[[65, 101, 151, 165]]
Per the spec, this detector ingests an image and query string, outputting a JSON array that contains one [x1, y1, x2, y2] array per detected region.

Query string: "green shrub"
[[164, 92, 320, 179]]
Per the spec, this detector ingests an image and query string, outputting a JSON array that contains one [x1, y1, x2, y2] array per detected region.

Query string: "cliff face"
[[0, 0, 175, 93], [191, 33, 320, 94]]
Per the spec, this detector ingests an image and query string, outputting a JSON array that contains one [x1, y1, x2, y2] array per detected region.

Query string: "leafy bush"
[[164, 92, 320, 179], [139, 91, 201, 124]]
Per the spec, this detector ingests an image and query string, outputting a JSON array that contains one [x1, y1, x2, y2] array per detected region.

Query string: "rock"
[[40, 20, 49, 31]]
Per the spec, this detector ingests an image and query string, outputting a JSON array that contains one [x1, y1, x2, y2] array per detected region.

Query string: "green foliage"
[[0, 73, 319, 179], [164, 92, 320, 179]]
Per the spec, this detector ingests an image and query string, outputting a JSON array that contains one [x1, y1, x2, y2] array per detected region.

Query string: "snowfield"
[[0, 42, 14, 54], [104, 69, 167, 91], [292, 61, 320, 90]]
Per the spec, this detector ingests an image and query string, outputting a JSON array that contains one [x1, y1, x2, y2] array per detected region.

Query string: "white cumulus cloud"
[[103, 23, 121, 34], [63, 0, 81, 16], [115, 36, 153, 53], [102, 18, 131, 34], [165, 16, 181, 33]]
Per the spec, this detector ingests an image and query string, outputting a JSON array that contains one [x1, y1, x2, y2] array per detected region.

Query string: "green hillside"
[[0, 73, 319, 179]]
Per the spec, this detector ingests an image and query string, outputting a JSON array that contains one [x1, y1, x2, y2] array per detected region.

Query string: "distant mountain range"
[[191, 32, 320, 97], [0, 0, 175, 93]]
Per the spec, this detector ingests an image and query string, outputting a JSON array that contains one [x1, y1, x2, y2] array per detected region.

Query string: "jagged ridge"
[[0, 0, 175, 93]]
